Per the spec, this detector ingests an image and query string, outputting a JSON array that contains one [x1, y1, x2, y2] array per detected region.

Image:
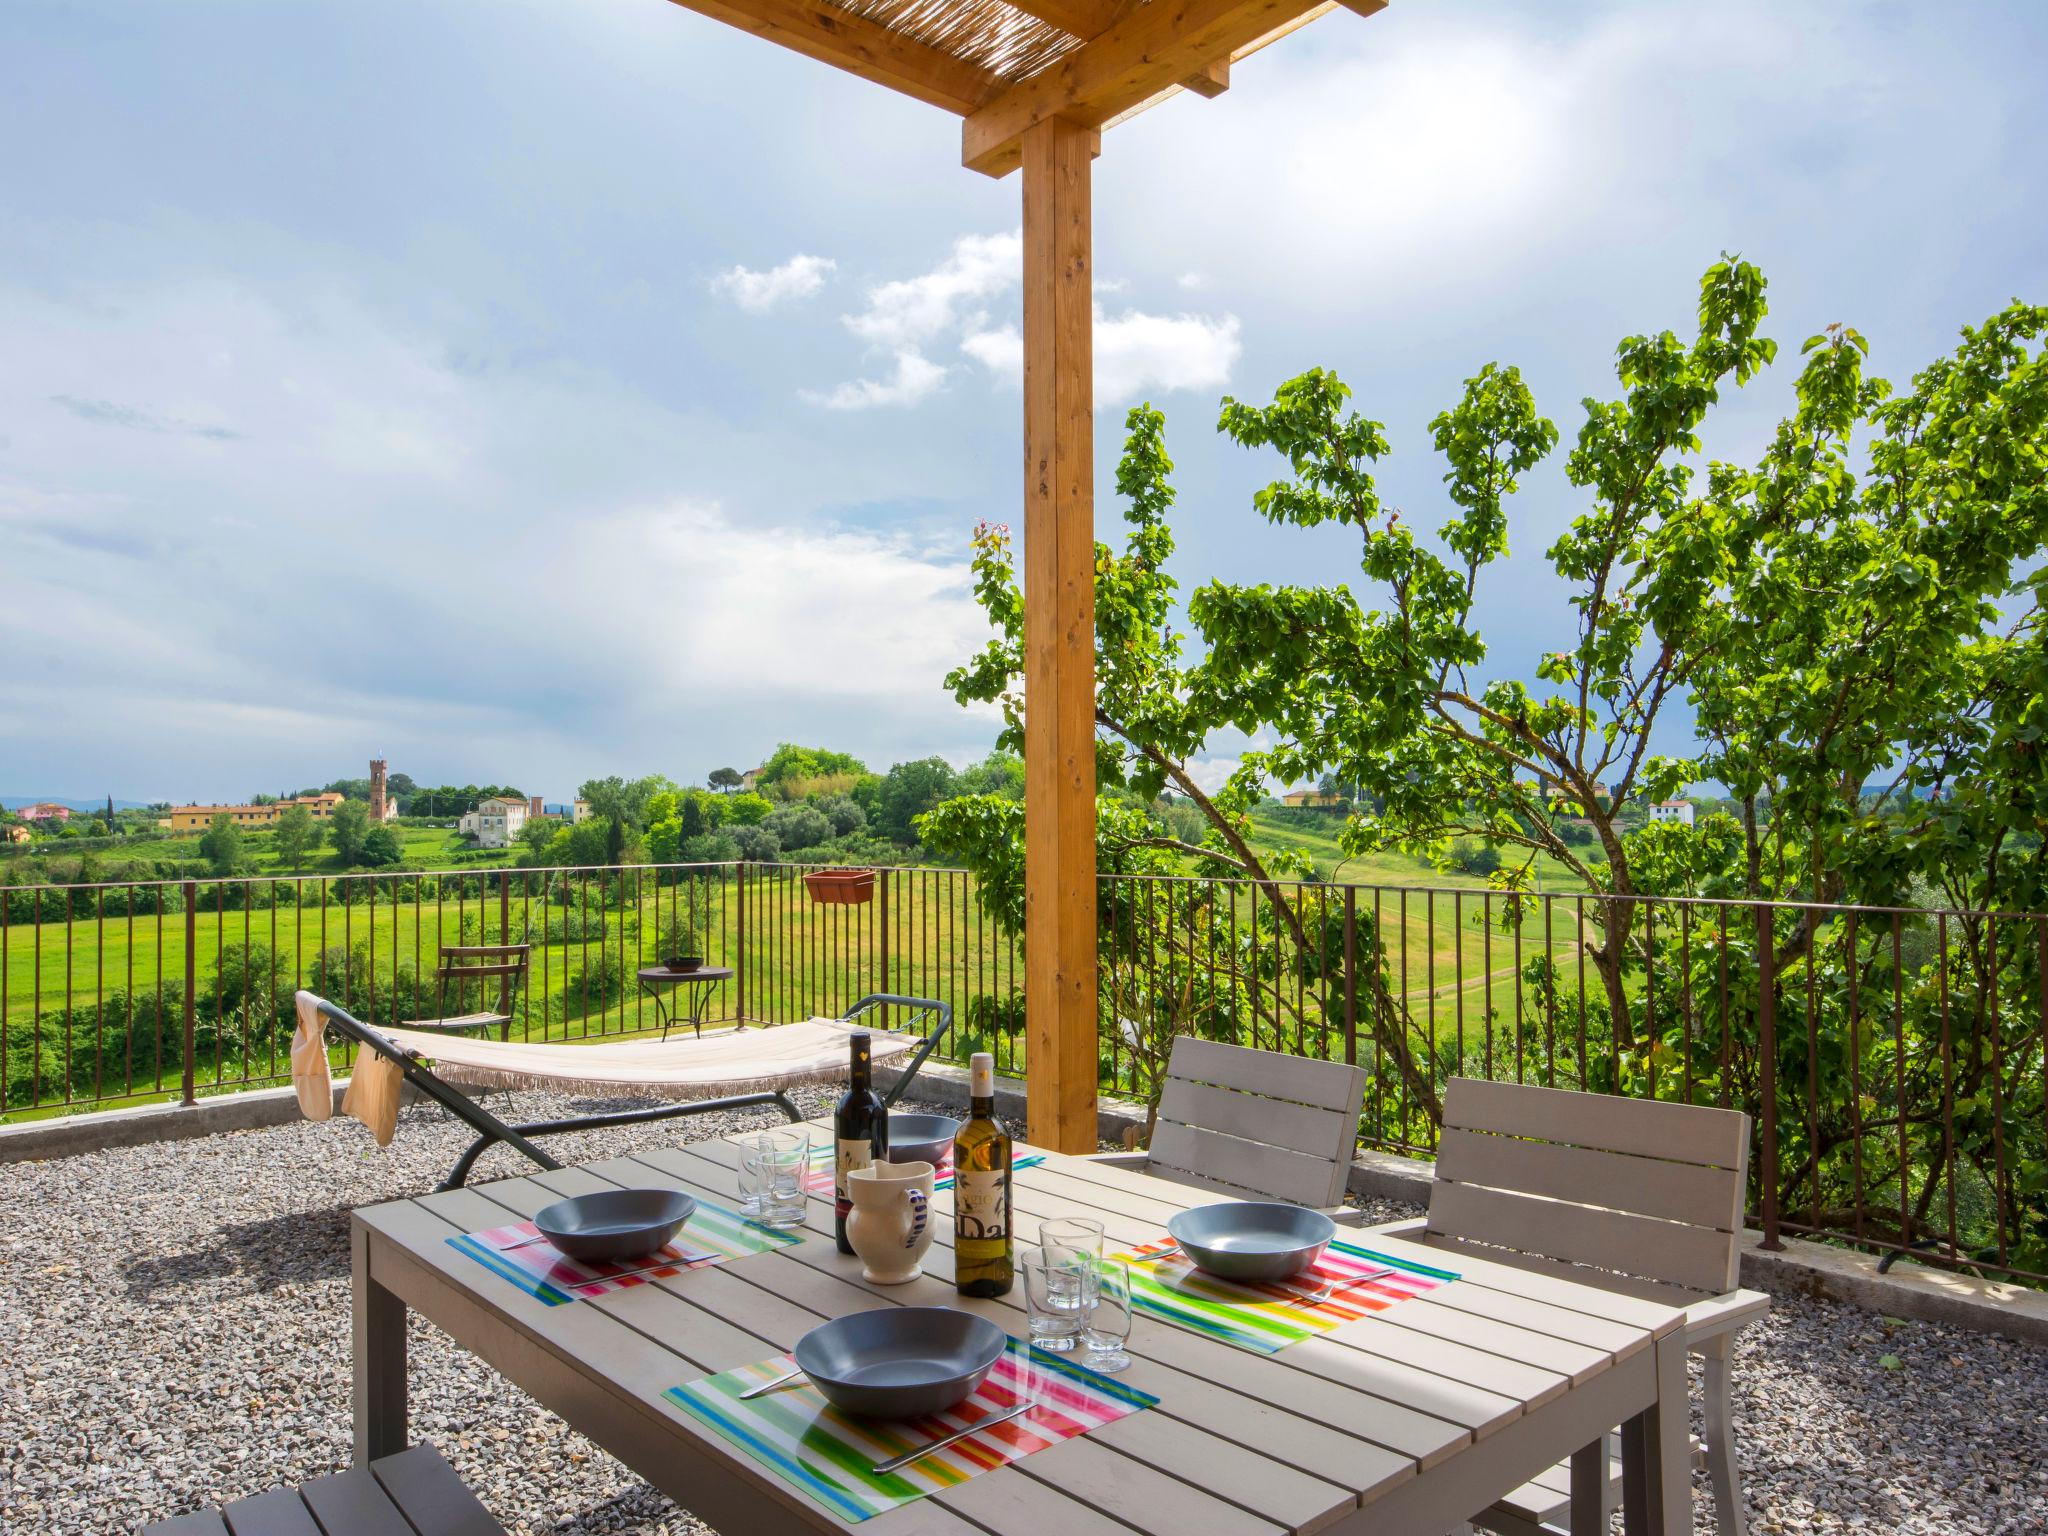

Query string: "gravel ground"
[[2, 1098, 2044, 1535]]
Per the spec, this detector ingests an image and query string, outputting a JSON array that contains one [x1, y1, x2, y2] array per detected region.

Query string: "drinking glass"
[[1082, 1257, 1134, 1373], [739, 1125, 811, 1228], [1022, 1247, 1096, 1352], [1037, 1216, 1104, 1264]]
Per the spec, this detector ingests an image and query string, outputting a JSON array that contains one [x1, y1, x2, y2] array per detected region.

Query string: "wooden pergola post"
[[655, 0, 1384, 1154], [1021, 115, 1099, 1153]]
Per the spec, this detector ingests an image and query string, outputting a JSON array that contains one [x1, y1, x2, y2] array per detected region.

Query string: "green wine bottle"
[[953, 1052, 1013, 1297]]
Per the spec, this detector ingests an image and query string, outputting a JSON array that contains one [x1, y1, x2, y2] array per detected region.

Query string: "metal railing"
[[4, 859, 2043, 1285]]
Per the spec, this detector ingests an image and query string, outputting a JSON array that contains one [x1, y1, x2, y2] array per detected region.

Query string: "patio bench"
[[141, 1442, 503, 1535], [1083, 1035, 1372, 1219], [1376, 1077, 1769, 1536]]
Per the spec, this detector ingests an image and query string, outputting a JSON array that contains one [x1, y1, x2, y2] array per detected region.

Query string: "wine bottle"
[[833, 1030, 887, 1255], [953, 1052, 1013, 1297]]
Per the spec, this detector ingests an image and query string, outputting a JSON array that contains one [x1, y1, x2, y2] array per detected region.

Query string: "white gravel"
[[2, 1100, 2043, 1535]]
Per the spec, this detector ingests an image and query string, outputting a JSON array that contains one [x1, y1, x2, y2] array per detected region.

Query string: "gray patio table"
[[352, 1120, 1691, 1536]]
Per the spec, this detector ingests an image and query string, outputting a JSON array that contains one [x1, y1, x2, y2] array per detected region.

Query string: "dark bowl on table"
[[534, 1188, 697, 1262], [1167, 1202, 1335, 1283], [885, 1112, 960, 1167], [662, 956, 702, 973], [794, 1307, 1007, 1419]]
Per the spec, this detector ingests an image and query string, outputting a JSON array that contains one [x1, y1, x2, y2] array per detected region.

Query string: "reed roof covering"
[[662, 0, 1381, 176]]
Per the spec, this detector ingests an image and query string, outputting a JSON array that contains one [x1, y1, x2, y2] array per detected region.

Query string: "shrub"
[[731, 825, 779, 862], [764, 804, 831, 850], [820, 796, 865, 836]]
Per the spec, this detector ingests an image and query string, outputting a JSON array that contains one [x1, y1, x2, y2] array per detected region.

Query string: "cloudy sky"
[[3, 0, 2044, 803]]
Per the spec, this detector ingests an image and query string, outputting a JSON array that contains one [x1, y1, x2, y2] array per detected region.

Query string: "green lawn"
[[5, 816, 1627, 1120]]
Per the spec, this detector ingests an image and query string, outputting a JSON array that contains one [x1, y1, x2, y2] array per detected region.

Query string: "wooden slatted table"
[[352, 1121, 1691, 1536]]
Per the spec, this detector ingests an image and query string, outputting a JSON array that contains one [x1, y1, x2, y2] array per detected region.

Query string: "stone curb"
[[12, 1065, 2047, 1347], [0, 1081, 357, 1162]]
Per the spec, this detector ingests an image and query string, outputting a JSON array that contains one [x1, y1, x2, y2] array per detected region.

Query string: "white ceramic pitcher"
[[845, 1159, 935, 1284]]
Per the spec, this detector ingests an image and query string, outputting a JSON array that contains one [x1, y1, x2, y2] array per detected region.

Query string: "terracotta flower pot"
[[803, 869, 876, 905]]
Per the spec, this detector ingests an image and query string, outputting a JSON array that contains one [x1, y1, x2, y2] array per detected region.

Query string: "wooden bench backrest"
[[1145, 1036, 1369, 1208], [1427, 1077, 1750, 1295]]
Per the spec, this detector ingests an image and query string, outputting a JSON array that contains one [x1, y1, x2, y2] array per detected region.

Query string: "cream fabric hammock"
[[374, 1017, 923, 1100]]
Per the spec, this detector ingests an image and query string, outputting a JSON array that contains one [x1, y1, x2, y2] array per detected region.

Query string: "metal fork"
[[871, 1401, 1034, 1475], [1293, 1267, 1394, 1306]]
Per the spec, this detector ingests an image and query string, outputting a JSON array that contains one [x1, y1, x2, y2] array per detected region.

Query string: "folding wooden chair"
[[400, 944, 529, 1040]]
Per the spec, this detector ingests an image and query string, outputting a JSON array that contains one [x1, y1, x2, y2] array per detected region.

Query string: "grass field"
[[3, 811, 1614, 1120]]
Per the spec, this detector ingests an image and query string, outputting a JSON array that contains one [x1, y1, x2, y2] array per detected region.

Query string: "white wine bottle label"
[[955, 1168, 1008, 1242], [835, 1138, 873, 1206]]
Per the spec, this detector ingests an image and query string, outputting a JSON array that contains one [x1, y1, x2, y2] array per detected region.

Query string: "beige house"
[[459, 796, 529, 848]]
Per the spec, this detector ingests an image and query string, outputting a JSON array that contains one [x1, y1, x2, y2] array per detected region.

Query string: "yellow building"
[[167, 792, 345, 833]]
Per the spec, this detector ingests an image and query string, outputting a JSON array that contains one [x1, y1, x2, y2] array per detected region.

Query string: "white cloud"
[[1176, 272, 1207, 291], [0, 259, 993, 795], [843, 231, 1020, 350], [961, 307, 1241, 404], [710, 253, 835, 312], [803, 349, 947, 410]]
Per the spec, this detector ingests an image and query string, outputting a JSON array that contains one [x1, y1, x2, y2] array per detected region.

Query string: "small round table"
[[635, 965, 736, 1040]]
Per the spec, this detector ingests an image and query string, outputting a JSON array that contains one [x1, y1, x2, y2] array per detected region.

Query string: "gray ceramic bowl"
[[533, 1189, 697, 1263], [885, 1113, 960, 1167], [1166, 1201, 1335, 1283], [793, 1307, 1007, 1420]]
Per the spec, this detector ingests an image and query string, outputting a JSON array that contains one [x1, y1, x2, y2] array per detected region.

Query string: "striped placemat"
[[448, 1200, 801, 1307], [1117, 1237, 1459, 1355], [800, 1144, 1045, 1194], [665, 1336, 1157, 1523]]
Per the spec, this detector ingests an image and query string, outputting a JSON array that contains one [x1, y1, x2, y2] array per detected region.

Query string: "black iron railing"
[[4, 859, 2043, 1285]]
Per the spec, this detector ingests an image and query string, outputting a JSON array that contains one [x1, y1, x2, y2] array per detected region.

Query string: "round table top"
[[636, 964, 735, 985]]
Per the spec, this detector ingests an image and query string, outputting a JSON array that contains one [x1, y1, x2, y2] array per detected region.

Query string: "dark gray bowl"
[[885, 1112, 960, 1167], [1166, 1201, 1335, 1283], [793, 1307, 1007, 1420], [534, 1188, 697, 1263]]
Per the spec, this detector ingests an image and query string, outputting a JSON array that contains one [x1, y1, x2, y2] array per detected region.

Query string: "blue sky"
[[3, 0, 2044, 803]]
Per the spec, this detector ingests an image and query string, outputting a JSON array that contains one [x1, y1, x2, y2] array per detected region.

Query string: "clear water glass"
[[1037, 1216, 1104, 1264], [1082, 1257, 1134, 1373], [1022, 1247, 1097, 1353], [739, 1125, 811, 1228]]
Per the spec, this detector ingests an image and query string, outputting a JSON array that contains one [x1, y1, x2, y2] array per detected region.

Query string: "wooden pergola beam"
[[662, 0, 1002, 116], [962, 0, 1352, 175]]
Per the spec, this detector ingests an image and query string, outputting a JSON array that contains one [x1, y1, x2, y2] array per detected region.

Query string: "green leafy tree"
[[1192, 257, 1775, 1047], [272, 804, 319, 871], [708, 767, 743, 793], [359, 826, 403, 868], [198, 812, 245, 877], [724, 792, 773, 826], [327, 799, 370, 867], [941, 407, 1436, 1111], [1187, 263, 2046, 1259], [752, 744, 867, 795], [872, 758, 959, 844]]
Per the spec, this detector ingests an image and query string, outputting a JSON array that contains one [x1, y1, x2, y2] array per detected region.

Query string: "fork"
[[871, 1401, 1034, 1475], [1292, 1267, 1394, 1306]]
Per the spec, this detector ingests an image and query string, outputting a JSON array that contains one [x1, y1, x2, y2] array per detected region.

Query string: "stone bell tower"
[[369, 758, 389, 822]]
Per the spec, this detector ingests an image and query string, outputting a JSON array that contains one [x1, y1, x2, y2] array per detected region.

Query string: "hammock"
[[380, 1018, 922, 1099], [296, 991, 953, 1190]]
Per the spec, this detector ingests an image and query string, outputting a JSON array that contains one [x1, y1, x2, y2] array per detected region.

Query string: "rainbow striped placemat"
[[665, 1337, 1157, 1523], [449, 1201, 801, 1307], [800, 1144, 1045, 1195], [1117, 1237, 1459, 1355]]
